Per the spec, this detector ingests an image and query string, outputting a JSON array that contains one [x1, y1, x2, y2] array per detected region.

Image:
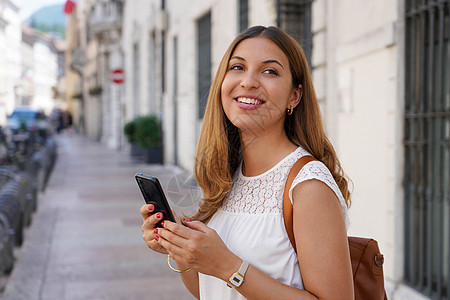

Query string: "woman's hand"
[[141, 206, 201, 298], [154, 220, 241, 281], [140, 204, 169, 254]]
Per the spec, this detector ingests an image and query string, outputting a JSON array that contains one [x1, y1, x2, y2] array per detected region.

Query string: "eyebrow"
[[229, 56, 284, 69]]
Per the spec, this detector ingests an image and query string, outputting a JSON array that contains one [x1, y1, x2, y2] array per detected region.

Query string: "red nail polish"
[[156, 213, 162, 219], [161, 221, 165, 227], [148, 204, 154, 211], [185, 220, 192, 223], [155, 235, 159, 241], [153, 228, 158, 234]]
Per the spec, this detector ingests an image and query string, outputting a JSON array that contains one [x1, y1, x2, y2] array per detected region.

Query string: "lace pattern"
[[221, 147, 348, 224]]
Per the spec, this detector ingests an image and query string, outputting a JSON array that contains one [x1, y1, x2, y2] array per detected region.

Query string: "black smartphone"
[[135, 173, 176, 227]]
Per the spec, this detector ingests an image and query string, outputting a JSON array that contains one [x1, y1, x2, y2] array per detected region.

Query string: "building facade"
[[121, 0, 163, 145], [65, 0, 124, 146], [30, 32, 58, 114], [0, 0, 21, 125], [53, 39, 67, 110], [87, 0, 124, 148], [71, 0, 449, 299], [20, 25, 34, 107], [65, 4, 84, 132], [0, 1, 59, 122]]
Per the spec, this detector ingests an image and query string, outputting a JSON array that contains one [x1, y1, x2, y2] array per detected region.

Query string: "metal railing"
[[404, 0, 450, 298], [276, 0, 313, 67], [238, 0, 249, 33]]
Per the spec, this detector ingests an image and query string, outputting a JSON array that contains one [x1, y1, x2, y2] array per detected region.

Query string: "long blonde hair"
[[192, 26, 351, 223]]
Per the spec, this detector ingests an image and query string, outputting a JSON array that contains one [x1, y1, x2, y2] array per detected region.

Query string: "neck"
[[239, 127, 297, 177]]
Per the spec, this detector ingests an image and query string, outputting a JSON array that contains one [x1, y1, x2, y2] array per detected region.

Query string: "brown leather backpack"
[[283, 156, 388, 300]]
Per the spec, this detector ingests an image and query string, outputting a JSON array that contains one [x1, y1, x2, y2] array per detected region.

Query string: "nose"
[[240, 71, 260, 89]]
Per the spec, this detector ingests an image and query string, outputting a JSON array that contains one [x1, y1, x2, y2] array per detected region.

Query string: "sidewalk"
[[0, 134, 197, 300]]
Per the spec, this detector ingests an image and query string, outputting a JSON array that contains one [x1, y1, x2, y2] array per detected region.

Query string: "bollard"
[[31, 150, 49, 192], [0, 212, 14, 275], [1, 178, 32, 230], [0, 191, 24, 247]]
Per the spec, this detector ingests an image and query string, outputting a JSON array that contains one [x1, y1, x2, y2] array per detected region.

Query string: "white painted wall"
[[333, 0, 400, 281], [102, 43, 123, 149], [84, 38, 101, 141], [0, 5, 8, 122], [122, 0, 159, 124], [32, 39, 57, 114], [20, 39, 34, 106], [0, 0, 21, 124]]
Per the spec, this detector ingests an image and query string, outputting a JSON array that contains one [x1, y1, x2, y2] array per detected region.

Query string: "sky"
[[18, 0, 65, 20]]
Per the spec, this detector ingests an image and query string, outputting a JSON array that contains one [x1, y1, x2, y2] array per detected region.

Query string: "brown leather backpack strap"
[[283, 155, 317, 253]]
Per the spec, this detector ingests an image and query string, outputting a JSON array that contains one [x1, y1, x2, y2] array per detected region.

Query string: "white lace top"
[[198, 147, 349, 300]]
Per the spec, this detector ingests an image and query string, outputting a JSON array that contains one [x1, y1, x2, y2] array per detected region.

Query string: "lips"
[[235, 97, 265, 105], [233, 96, 265, 111]]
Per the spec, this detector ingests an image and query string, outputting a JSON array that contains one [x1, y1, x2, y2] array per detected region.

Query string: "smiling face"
[[221, 37, 301, 136]]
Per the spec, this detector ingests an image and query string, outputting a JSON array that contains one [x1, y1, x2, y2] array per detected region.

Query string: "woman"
[[140, 26, 354, 299]]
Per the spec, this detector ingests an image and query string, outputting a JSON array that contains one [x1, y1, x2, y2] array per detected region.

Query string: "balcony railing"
[[87, 1, 123, 37]]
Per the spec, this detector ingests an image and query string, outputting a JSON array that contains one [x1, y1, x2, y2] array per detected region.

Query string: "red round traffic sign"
[[111, 69, 125, 84]]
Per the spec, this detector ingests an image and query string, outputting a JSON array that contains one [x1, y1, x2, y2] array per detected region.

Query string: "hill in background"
[[25, 3, 66, 40]]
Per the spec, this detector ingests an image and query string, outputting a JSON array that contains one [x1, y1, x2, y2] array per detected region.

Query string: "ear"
[[290, 84, 303, 109]]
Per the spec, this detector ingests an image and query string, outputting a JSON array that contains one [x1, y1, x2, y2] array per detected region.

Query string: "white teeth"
[[236, 97, 263, 105]]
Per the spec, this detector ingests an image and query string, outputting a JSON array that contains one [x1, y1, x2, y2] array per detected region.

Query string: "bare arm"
[[291, 179, 354, 299], [172, 256, 200, 298]]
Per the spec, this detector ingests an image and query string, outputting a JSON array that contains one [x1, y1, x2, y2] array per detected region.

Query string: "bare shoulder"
[[292, 179, 343, 215], [291, 178, 347, 240]]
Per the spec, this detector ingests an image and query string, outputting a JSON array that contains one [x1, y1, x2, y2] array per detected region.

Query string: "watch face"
[[231, 274, 244, 286]]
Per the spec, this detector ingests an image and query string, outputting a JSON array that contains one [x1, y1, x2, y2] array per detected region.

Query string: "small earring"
[[287, 107, 293, 115]]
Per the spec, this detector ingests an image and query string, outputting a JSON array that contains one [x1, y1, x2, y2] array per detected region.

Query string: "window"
[[173, 36, 178, 165], [276, 0, 312, 67], [238, 0, 249, 33], [161, 0, 166, 93], [404, 1, 450, 298], [133, 43, 140, 117], [148, 32, 157, 112], [197, 12, 212, 119], [116, 1, 123, 16], [161, 31, 166, 93]]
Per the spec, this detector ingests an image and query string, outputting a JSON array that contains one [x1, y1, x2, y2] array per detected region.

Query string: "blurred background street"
[[0, 133, 196, 300], [0, 0, 448, 299]]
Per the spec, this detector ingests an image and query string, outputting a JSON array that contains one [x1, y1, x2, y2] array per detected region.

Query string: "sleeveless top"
[[198, 147, 349, 299]]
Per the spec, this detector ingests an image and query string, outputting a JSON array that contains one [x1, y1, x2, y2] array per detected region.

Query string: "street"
[[0, 133, 197, 300]]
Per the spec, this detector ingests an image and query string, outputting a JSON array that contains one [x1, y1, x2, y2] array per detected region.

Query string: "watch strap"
[[227, 260, 249, 288], [238, 261, 249, 276]]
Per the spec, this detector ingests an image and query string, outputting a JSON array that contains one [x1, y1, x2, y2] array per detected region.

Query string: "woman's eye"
[[230, 65, 244, 71], [263, 69, 278, 75]]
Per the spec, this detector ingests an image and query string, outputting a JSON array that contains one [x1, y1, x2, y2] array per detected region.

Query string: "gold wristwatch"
[[227, 260, 249, 288]]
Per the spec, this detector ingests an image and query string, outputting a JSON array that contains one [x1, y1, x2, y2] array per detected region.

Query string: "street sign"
[[111, 69, 125, 84]]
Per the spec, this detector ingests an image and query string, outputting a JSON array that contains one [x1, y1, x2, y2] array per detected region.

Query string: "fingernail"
[[155, 235, 159, 241], [153, 228, 158, 234], [161, 221, 165, 227], [148, 204, 154, 211], [185, 220, 192, 223], [156, 213, 162, 219]]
